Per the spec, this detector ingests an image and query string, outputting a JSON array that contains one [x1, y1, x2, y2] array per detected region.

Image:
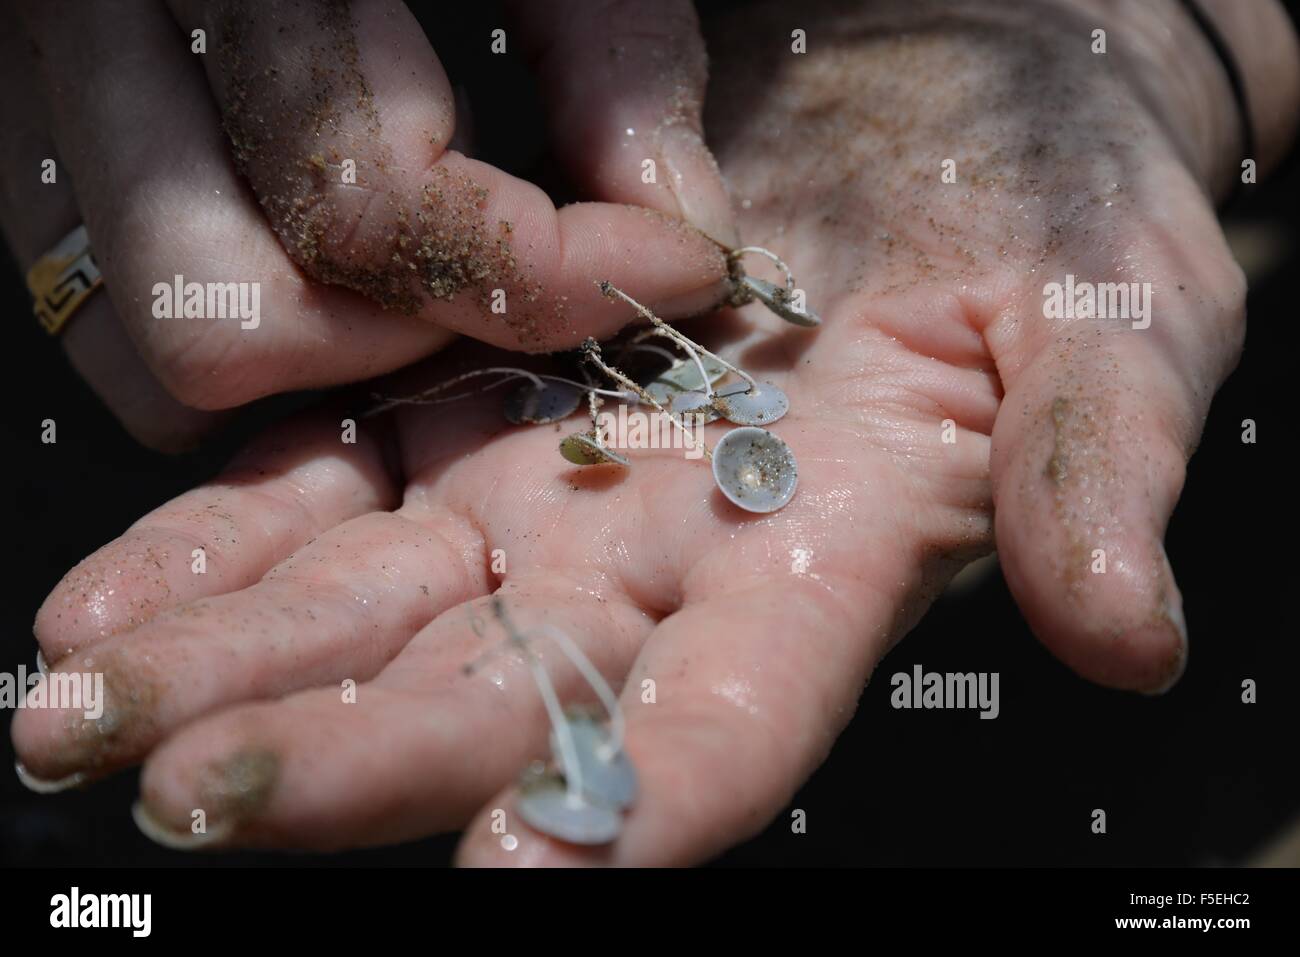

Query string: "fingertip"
[[138, 723, 282, 849], [990, 341, 1200, 694], [131, 799, 234, 852], [32, 533, 176, 659], [456, 789, 613, 867], [11, 643, 166, 782], [1132, 616, 1188, 696], [997, 485, 1190, 693], [10, 678, 96, 782], [657, 123, 739, 249], [518, 0, 737, 246], [14, 760, 88, 796]]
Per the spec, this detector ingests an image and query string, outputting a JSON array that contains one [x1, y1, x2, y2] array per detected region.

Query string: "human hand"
[[14, 0, 1297, 864], [2, 0, 735, 449]]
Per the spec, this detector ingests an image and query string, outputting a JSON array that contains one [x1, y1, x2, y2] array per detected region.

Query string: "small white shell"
[[516, 771, 623, 845], [712, 427, 799, 513], [551, 713, 637, 811], [504, 381, 582, 425], [712, 381, 790, 426]]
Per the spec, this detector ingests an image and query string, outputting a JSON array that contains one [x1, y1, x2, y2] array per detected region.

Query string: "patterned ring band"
[[26, 224, 103, 336]]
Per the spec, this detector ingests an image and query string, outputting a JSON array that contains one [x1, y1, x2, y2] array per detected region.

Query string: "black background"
[[2, 0, 1296, 868]]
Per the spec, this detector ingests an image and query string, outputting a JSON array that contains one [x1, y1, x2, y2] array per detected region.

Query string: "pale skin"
[[12, 0, 1299, 864], [2, 0, 736, 448]]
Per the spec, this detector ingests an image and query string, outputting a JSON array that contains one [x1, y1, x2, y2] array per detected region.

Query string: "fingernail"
[[14, 760, 87, 795], [1164, 579, 1188, 647], [36, 649, 47, 675], [1138, 617, 1188, 696], [131, 801, 233, 851], [1141, 551, 1188, 696], [658, 124, 739, 249]]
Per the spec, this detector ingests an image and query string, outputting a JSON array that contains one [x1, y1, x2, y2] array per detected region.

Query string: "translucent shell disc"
[[551, 713, 638, 811], [712, 381, 790, 426], [504, 381, 582, 425], [712, 427, 799, 513], [516, 771, 623, 845]]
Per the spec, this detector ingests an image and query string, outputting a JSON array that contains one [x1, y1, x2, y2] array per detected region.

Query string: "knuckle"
[[145, 329, 250, 411]]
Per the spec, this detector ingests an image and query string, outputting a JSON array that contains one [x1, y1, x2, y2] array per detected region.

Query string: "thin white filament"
[[729, 245, 796, 292], [583, 345, 710, 459], [488, 598, 587, 804], [367, 369, 634, 418], [599, 282, 759, 393], [654, 328, 714, 399], [531, 623, 625, 760], [523, 650, 586, 805]]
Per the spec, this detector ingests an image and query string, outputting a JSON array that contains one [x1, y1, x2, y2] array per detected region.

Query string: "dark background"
[[2, 1, 1296, 867]]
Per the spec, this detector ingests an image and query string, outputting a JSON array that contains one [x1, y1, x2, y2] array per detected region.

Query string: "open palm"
[[16, 0, 1252, 865]]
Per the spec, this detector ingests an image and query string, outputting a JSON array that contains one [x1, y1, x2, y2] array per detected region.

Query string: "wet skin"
[[13, 0, 1299, 864]]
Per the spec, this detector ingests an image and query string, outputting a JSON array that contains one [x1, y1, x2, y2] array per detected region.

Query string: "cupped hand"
[[14, 0, 1292, 864], [2, 0, 733, 448]]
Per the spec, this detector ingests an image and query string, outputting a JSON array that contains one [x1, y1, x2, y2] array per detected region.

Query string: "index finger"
[[169, 0, 730, 351]]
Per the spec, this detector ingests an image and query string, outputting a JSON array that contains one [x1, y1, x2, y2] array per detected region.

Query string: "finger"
[[59, 308, 230, 451], [14, 502, 488, 783], [986, 207, 1246, 693], [34, 412, 398, 661], [0, 22, 221, 448], [19, 0, 452, 410], [510, 0, 738, 247], [457, 575, 893, 866], [165, 0, 729, 352], [130, 581, 654, 850]]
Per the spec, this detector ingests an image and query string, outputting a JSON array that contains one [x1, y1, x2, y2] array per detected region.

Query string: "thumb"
[[988, 223, 1245, 693], [510, 0, 738, 248]]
